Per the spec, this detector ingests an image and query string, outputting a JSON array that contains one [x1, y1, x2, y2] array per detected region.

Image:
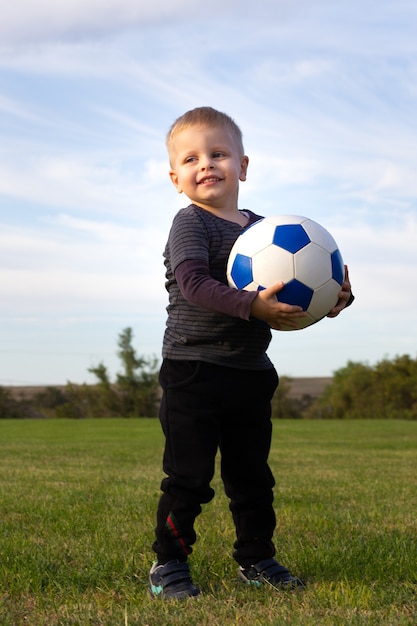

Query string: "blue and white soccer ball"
[[226, 215, 344, 331]]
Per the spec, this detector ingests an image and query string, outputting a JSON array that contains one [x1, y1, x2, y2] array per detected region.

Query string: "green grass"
[[0, 419, 416, 625]]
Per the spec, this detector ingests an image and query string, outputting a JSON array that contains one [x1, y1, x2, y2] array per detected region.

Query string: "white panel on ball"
[[294, 244, 333, 288], [302, 219, 338, 252], [252, 245, 294, 286], [233, 219, 275, 256], [308, 280, 342, 319]]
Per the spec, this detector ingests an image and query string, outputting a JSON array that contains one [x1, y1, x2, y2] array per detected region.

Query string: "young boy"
[[149, 107, 353, 600]]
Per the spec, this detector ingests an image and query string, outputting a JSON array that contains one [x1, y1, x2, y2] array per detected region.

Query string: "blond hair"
[[166, 107, 244, 163]]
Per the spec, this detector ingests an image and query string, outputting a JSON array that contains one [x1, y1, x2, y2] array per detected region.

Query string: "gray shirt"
[[162, 204, 273, 370]]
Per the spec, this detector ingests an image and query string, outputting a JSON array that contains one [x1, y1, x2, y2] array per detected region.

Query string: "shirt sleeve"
[[175, 259, 258, 320]]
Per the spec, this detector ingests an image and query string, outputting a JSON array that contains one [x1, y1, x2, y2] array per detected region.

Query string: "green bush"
[[306, 354, 417, 419], [0, 387, 37, 419], [271, 376, 313, 419]]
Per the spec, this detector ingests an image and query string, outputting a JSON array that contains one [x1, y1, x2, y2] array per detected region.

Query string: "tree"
[[0, 387, 28, 419], [271, 376, 307, 419], [114, 327, 159, 417], [57, 327, 160, 418], [305, 355, 417, 419]]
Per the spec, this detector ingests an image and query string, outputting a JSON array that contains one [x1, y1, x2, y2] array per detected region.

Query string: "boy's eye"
[[212, 151, 224, 158], [185, 156, 197, 163]]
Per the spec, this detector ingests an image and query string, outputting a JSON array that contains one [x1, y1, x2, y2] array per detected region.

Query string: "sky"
[[1, 0, 417, 386]]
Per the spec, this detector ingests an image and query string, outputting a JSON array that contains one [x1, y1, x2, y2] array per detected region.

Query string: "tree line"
[[304, 354, 417, 420], [1, 328, 416, 420]]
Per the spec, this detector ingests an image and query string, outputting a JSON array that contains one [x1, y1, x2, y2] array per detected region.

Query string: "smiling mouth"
[[198, 176, 221, 184]]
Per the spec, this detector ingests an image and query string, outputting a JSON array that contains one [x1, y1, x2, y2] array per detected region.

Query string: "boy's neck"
[[192, 202, 248, 226]]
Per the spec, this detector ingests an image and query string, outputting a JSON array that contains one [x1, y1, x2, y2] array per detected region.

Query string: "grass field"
[[0, 418, 416, 625]]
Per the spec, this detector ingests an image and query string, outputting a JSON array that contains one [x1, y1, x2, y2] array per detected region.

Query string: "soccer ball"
[[226, 215, 344, 331]]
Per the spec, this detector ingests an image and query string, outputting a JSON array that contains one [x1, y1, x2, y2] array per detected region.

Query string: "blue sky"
[[1, 0, 417, 385]]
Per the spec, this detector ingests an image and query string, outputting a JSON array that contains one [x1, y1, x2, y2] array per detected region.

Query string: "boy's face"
[[168, 124, 249, 212]]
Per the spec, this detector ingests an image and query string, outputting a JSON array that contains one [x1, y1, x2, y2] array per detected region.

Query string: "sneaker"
[[149, 560, 200, 600], [238, 557, 305, 590]]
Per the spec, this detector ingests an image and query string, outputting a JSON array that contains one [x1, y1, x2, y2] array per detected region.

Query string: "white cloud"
[[0, 0, 206, 45], [0, 216, 167, 316], [335, 217, 417, 315], [1, 268, 163, 313], [0, 148, 174, 218], [0, 94, 44, 122], [245, 154, 322, 191], [0, 0, 300, 49]]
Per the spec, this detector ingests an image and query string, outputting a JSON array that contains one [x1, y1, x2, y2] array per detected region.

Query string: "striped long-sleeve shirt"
[[161, 204, 274, 370]]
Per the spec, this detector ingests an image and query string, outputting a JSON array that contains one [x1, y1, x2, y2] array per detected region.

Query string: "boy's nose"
[[200, 157, 214, 170]]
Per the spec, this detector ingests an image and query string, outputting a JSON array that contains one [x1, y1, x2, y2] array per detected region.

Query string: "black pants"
[[152, 359, 279, 568]]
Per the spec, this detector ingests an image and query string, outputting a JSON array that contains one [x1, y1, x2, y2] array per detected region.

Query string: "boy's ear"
[[169, 170, 183, 193], [239, 155, 249, 182]]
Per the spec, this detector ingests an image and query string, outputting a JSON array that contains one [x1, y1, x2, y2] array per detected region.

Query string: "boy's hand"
[[327, 265, 353, 318], [250, 282, 307, 330]]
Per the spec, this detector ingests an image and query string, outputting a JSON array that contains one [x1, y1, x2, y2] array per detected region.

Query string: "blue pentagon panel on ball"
[[272, 224, 310, 253], [276, 279, 314, 311], [230, 253, 253, 289], [331, 249, 344, 285]]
